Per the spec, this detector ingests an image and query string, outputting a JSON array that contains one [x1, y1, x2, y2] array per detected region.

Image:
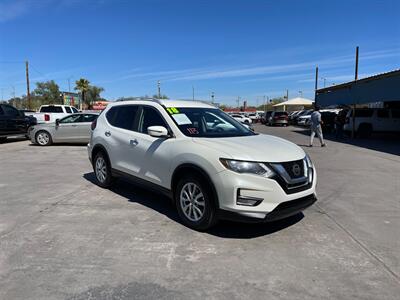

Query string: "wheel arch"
[[171, 163, 219, 209], [91, 144, 111, 167]]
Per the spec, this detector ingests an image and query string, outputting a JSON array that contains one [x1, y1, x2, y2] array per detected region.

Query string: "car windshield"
[[166, 107, 256, 138]]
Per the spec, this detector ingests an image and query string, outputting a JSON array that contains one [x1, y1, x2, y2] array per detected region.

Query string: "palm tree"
[[87, 85, 105, 108], [74, 78, 90, 109]]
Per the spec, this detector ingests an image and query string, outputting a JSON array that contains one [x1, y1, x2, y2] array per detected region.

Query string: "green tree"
[[87, 85, 105, 107], [74, 78, 90, 109], [152, 94, 169, 99], [33, 80, 61, 105]]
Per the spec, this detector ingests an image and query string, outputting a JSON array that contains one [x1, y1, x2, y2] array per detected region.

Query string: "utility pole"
[[352, 46, 359, 139], [211, 92, 214, 103], [263, 95, 266, 112], [26, 61, 31, 110], [157, 80, 161, 98], [237, 96, 240, 108], [314, 66, 319, 107], [11, 85, 16, 99], [192, 86, 194, 101], [67, 77, 72, 93], [286, 89, 289, 101]]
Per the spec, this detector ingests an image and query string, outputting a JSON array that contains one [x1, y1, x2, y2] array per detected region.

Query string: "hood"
[[193, 134, 305, 163]]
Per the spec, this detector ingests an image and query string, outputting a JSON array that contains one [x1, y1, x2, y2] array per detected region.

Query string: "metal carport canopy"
[[315, 69, 400, 107]]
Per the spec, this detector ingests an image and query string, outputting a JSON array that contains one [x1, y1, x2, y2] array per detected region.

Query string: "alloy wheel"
[[180, 182, 205, 222], [95, 156, 107, 183], [37, 132, 50, 145]]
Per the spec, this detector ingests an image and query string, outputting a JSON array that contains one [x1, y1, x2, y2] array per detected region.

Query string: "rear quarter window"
[[40, 106, 63, 113], [65, 107, 72, 113]]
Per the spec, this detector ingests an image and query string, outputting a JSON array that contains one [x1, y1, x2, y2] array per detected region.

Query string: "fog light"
[[237, 190, 263, 206]]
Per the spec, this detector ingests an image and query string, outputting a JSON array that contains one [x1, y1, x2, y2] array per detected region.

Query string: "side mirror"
[[55, 119, 60, 126], [147, 126, 169, 138]]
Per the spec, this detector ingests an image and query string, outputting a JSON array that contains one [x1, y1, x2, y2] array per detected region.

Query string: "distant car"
[[29, 113, 99, 146], [344, 108, 400, 137], [295, 110, 312, 125], [248, 112, 261, 123], [268, 111, 289, 126], [291, 110, 310, 125], [230, 113, 252, 124], [261, 111, 273, 124], [0, 104, 37, 143]]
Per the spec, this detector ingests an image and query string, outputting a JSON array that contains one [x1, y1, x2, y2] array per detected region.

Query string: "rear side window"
[[2, 105, 19, 117], [106, 105, 139, 131], [71, 107, 79, 113], [65, 107, 72, 113], [377, 109, 389, 118], [40, 106, 63, 113], [138, 106, 168, 134], [355, 110, 374, 117]]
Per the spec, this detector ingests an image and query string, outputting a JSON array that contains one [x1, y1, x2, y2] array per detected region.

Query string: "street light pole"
[[157, 80, 161, 98]]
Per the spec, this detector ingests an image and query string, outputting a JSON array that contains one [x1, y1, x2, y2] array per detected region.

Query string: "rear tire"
[[175, 175, 218, 231], [93, 151, 114, 188], [35, 130, 52, 146]]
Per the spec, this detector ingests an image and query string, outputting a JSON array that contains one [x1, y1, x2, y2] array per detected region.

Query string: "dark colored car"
[[261, 111, 273, 124], [268, 111, 289, 126], [0, 104, 37, 142], [321, 111, 337, 133]]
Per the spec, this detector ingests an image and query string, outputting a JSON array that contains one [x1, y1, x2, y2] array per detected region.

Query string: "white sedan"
[[230, 113, 252, 124]]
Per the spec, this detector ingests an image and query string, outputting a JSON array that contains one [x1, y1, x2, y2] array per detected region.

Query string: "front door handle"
[[105, 131, 111, 137], [130, 139, 138, 146]]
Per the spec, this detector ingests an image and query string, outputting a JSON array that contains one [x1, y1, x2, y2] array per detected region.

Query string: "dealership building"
[[316, 69, 400, 109]]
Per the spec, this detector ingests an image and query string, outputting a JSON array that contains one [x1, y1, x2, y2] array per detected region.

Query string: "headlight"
[[220, 159, 275, 178]]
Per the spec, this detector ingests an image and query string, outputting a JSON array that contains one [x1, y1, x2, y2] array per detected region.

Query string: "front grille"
[[281, 160, 304, 178], [268, 158, 313, 194]]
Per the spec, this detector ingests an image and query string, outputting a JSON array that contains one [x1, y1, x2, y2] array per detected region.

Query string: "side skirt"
[[111, 168, 173, 199]]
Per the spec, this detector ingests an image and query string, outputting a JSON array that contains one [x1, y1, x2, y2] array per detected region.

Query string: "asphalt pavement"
[[0, 126, 399, 300]]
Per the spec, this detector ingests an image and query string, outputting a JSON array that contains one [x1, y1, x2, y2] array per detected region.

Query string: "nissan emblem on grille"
[[292, 163, 301, 176]]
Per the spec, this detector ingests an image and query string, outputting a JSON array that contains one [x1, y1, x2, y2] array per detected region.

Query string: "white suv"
[[88, 99, 317, 230]]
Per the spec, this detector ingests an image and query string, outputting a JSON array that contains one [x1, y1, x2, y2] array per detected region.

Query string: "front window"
[[166, 107, 256, 138]]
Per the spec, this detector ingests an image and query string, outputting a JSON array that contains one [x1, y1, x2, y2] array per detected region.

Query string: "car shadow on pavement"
[[292, 128, 400, 156], [83, 172, 181, 223], [0, 137, 28, 144], [83, 172, 304, 239], [207, 214, 304, 239]]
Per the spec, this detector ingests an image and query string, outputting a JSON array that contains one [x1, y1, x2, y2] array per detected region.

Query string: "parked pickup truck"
[[25, 105, 79, 124]]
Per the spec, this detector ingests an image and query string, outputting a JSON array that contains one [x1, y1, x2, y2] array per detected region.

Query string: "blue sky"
[[1, 0, 399, 106]]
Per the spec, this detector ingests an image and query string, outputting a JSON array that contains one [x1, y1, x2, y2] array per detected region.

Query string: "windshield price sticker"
[[167, 107, 180, 114], [172, 113, 192, 125]]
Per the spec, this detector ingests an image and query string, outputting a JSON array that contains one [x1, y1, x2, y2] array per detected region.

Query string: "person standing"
[[310, 105, 326, 147]]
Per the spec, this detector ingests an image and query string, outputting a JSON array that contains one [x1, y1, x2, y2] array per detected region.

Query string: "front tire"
[[93, 151, 114, 188], [175, 175, 217, 231], [35, 130, 52, 146]]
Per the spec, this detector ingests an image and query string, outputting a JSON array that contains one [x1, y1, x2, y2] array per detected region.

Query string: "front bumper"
[[211, 166, 317, 221], [218, 193, 317, 223]]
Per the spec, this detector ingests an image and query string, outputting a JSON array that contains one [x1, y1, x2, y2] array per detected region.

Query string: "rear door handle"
[[130, 139, 138, 146], [105, 131, 111, 137]]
